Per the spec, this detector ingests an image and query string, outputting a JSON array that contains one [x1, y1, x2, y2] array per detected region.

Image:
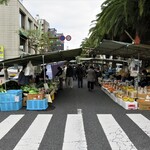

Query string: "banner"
[[0, 45, 4, 59]]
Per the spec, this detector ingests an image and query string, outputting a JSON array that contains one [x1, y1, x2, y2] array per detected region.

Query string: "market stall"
[[0, 48, 82, 111], [95, 40, 150, 110]]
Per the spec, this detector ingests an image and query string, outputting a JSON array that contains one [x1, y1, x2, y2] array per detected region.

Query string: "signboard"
[[66, 35, 71, 41], [0, 45, 4, 59], [59, 35, 65, 41], [59, 35, 72, 41]]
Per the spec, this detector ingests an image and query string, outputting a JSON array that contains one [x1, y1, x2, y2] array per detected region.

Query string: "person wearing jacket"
[[55, 66, 63, 90], [87, 65, 96, 91], [66, 64, 74, 88], [76, 64, 84, 88]]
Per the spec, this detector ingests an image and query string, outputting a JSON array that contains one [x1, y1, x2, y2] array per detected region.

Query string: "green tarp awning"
[[0, 48, 82, 69], [94, 40, 150, 60]]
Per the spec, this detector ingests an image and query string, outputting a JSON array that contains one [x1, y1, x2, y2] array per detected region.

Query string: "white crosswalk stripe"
[[127, 114, 150, 137], [0, 114, 24, 140], [0, 113, 150, 149], [97, 114, 137, 150], [62, 114, 87, 150], [14, 114, 52, 150]]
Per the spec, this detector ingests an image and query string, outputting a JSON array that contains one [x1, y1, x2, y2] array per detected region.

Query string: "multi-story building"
[[49, 28, 64, 51], [0, 0, 64, 61], [37, 19, 49, 33], [0, 0, 38, 60]]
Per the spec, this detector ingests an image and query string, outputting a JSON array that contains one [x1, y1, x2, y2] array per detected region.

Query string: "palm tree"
[[87, 0, 150, 46]]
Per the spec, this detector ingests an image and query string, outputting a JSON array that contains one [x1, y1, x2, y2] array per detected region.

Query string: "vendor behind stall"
[[18, 65, 32, 86]]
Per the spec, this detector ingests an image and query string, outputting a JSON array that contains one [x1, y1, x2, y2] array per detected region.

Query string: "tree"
[[0, 0, 9, 5], [87, 0, 150, 47], [26, 29, 58, 54]]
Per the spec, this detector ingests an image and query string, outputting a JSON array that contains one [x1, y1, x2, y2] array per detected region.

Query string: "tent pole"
[[2, 63, 6, 90], [136, 53, 140, 100], [42, 55, 46, 83]]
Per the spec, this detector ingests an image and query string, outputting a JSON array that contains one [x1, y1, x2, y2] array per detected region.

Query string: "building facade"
[[49, 28, 64, 51], [37, 19, 49, 33], [0, 0, 38, 60], [0, 0, 64, 61]]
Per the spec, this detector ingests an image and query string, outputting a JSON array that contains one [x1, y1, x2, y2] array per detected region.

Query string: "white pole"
[[42, 55, 46, 83]]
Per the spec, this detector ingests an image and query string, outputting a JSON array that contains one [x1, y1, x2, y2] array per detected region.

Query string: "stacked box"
[[1, 101, 22, 111], [0, 90, 22, 103], [27, 93, 44, 100], [121, 101, 138, 110], [26, 98, 48, 110], [137, 100, 150, 110], [0, 90, 23, 111]]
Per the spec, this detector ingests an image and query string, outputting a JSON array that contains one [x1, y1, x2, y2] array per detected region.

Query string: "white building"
[[0, 0, 39, 60]]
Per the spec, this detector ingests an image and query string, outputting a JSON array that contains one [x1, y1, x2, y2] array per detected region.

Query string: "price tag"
[[15, 96, 19, 102]]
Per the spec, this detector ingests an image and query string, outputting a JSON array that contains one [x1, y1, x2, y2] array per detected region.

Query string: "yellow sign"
[[0, 45, 4, 59]]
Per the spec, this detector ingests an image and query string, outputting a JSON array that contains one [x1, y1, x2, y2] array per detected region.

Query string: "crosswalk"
[[0, 113, 150, 150]]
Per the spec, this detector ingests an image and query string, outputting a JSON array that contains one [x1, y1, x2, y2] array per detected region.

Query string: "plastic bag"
[[24, 61, 34, 76]]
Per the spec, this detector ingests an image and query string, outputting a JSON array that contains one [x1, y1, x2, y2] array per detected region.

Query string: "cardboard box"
[[22, 97, 27, 106], [27, 94, 44, 100], [137, 93, 150, 99], [137, 99, 150, 110]]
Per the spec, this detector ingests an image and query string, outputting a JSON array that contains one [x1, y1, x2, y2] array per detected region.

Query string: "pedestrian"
[[39, 66, 48, 82], [73, 65, 77, 80], [55, 66, 63, 90], [87, 65, 96, 91], [94, 67, 101, 85], [76, 64, 84, 88], [66, 64, 74, 88]]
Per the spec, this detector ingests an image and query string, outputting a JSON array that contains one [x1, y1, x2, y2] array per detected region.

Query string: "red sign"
[[66, 35, 71, 41]]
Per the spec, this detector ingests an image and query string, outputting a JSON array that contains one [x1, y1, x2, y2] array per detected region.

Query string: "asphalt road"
[[0, 79, 150, 150]]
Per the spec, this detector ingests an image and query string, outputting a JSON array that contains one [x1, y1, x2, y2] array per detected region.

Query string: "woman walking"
[[87, 66, 96, 91]]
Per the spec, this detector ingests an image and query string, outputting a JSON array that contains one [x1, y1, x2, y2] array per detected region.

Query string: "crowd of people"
[[55, 63, 101, 91], [18, 61, 150, 91]]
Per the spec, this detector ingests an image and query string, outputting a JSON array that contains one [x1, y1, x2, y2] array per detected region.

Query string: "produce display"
[[101, 81, 139, 109]]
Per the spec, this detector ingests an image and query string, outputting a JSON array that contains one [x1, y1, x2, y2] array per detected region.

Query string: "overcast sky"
[[22, 0, 104, 50]]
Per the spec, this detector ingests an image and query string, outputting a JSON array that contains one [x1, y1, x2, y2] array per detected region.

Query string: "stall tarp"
[[94, 40, 150, 60], [0, 48, 82, 69], [79, 57, 127, 63]]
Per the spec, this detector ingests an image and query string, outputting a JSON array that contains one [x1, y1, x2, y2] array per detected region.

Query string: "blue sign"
[[59, 35, 65, 41]]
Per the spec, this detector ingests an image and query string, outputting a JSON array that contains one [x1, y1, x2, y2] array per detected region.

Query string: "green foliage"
[[84, 0, 150, 48], [0, 0, 9, 5], [26, 30, 57, 54]]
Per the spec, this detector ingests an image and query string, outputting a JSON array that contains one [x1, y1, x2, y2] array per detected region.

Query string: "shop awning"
[[94, 40, 150, 60], [0, 48, 82, 69]]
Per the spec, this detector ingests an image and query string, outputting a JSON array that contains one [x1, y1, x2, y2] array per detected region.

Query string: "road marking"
[[0, 114, 24, 140], [127, 114, 150, 137], [97, 114, 137, 150], [62, 114, 87, 150], [14, 114, 52, 150]]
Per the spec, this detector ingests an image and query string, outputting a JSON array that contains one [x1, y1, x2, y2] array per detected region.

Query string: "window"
[[19, 11, 26, 29], [27, 19, 32, 30]]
